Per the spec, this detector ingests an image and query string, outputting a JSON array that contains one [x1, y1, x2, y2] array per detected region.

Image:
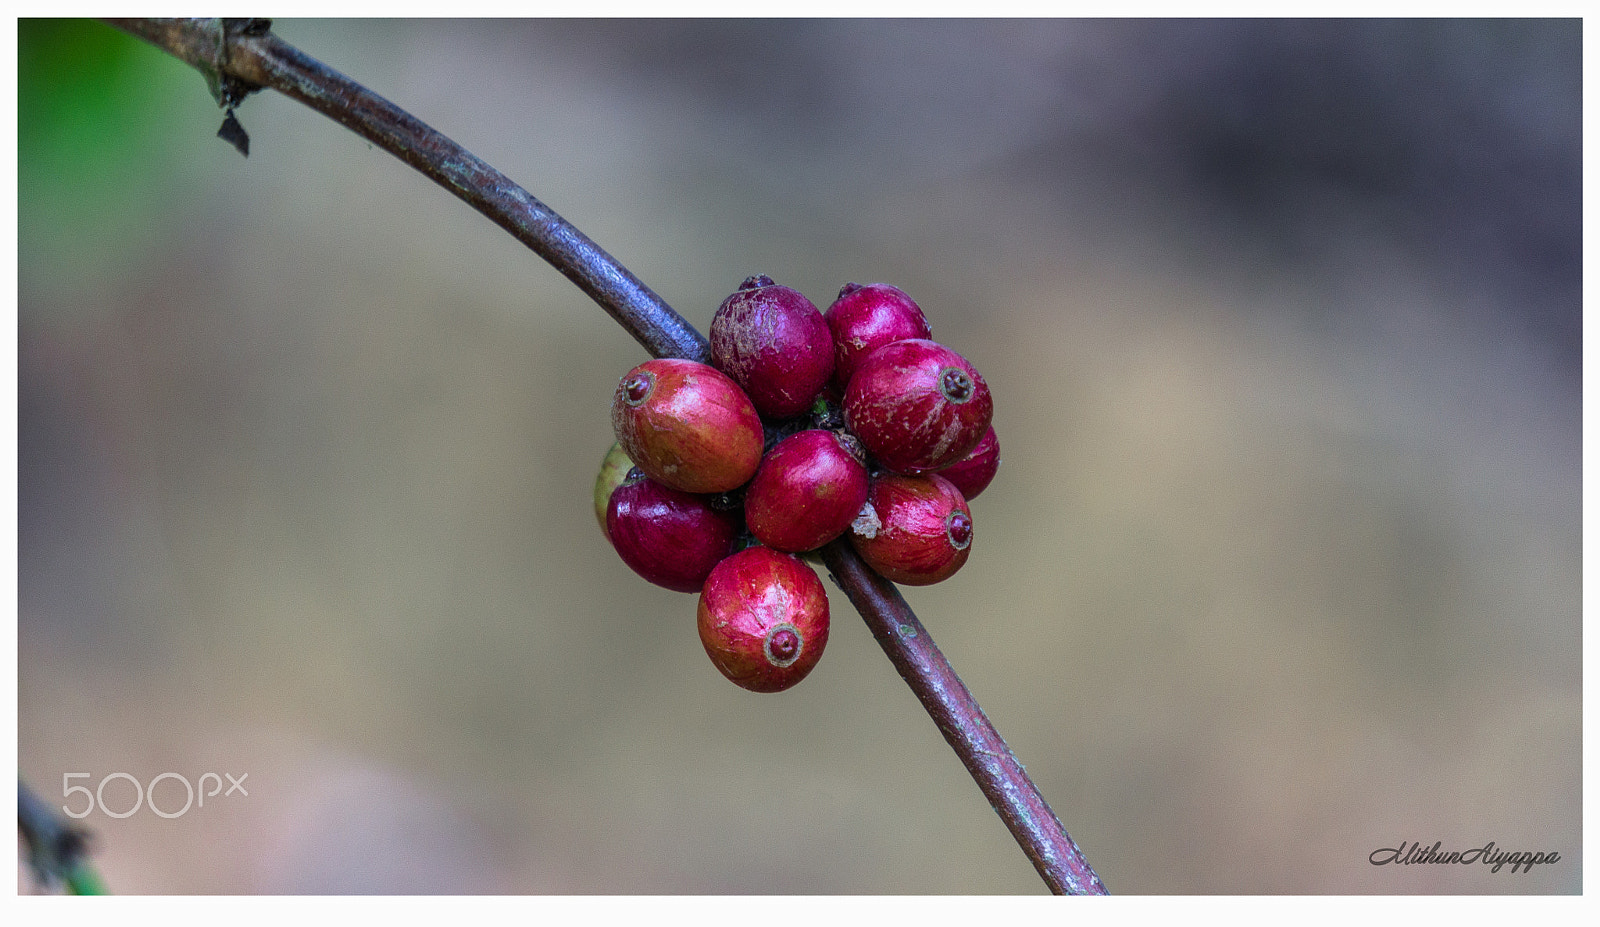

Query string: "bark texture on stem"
[[106, 18, 708, 364], [102, 17, 1107, 895], [819, 540, 1107, 895]]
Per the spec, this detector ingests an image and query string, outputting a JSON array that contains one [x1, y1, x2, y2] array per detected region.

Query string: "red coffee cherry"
[[744, 429, 870, 552], [710, 275, 835, 420], [592, 441, 635, 541], [843, 338, 993, 474], [934, 425, 1000, 501], [824, 282, 932, 393], [606, 470, 740, 593], [849, 474, 973, 586], [611, 357, 764, 494], [697, 547, 830, 693]]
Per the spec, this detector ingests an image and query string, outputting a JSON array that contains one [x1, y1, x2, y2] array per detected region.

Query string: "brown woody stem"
[[103, 17, 1106, 894]]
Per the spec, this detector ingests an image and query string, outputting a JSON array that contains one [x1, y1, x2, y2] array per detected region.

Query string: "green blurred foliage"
[[18, 19, 210, 304]]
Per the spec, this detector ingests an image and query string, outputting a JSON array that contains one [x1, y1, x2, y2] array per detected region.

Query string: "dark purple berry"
[[606, 472, 741, 593], [710, 278, 834, 420], [824, 283, 932, 393], [936, 425, 1000, 501]]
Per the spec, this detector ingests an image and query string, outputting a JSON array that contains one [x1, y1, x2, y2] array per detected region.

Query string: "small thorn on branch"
[[217, 107, 249, 157]]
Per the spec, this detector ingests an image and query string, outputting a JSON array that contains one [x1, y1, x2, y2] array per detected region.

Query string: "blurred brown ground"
[[17, 19, 1579, 893]]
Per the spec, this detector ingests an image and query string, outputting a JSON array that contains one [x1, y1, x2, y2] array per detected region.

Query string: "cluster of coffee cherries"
[[593, 276, 999, 693]]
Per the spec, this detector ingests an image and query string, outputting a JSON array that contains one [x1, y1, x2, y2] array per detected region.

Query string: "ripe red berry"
[[843, 338, 993, 474], [606, 470, 740, 593], [611, 358, 764, 494], [697, 547, 830, 693], [824, 282, 933, 393], [849, 474, 973, 586], [592, 441, 635, 541], [710, 275, 835, 420], [935, 425, 1000, 501], [744, 429, 870, 552]]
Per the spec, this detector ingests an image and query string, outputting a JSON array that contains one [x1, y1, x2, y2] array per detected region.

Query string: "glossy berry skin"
[[698, 547, 830, 693], [592, 441, 635, 540], [611, 358, 764, 494], [744, 429, 869, 553], [843, 338, 993, 475], [849, 474, 973, 586], [606, 471, 740, 593], [935, 425, 1000, 501], [710, 276, 835, 420], [824, 282, 933, 393]]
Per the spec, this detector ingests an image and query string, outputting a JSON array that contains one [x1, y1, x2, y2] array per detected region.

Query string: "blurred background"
[[16, 19, 1580, 893]]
